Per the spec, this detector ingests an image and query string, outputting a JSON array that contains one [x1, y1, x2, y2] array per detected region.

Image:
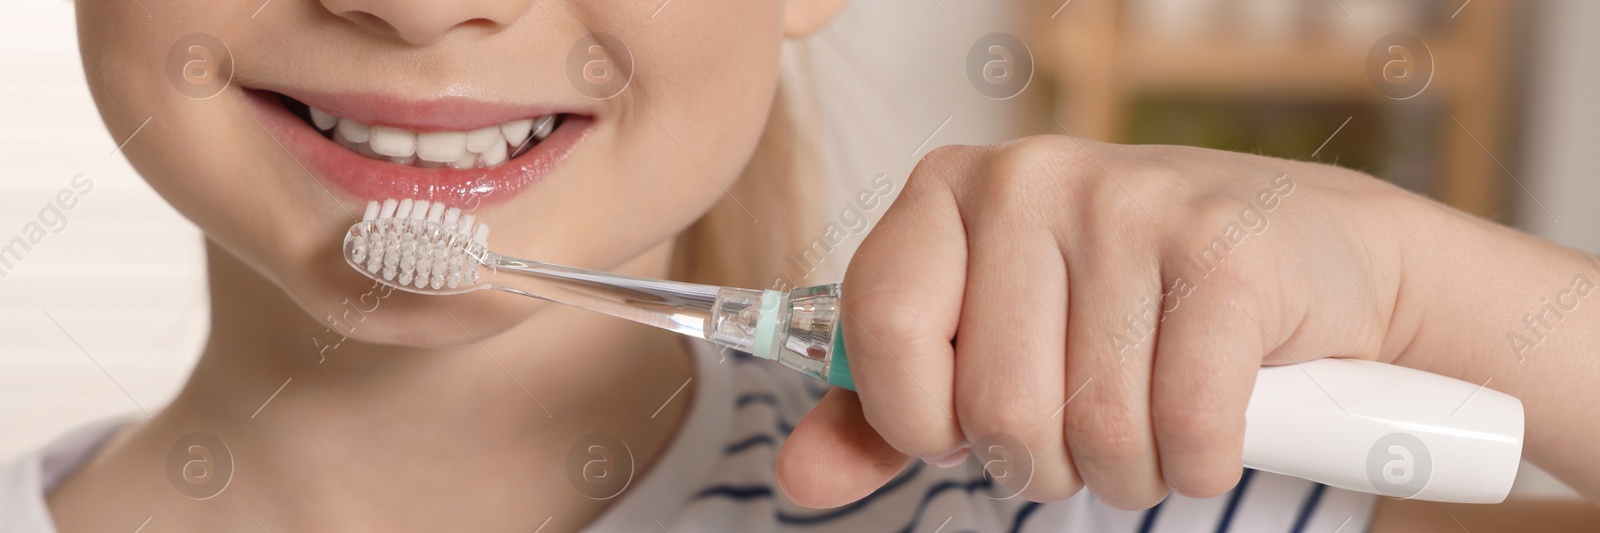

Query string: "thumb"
[[775, 388, 912, 508]]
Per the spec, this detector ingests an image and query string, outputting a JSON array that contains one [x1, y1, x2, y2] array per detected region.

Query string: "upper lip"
[[265, 87, 584, 132]]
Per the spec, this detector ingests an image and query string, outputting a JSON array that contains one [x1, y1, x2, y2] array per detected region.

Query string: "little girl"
[[5, 0, 1599, 531]]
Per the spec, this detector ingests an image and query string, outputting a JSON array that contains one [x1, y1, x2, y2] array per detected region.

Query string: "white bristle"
[[473, 224, 490, 246], [344, 196, 492, 294], [365, 231, 384, 272]]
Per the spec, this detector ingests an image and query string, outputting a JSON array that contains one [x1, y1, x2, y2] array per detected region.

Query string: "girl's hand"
[[776, 136, 1427, 509]]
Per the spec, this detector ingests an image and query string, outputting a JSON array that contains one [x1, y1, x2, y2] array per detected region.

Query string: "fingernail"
[[922, 447, 971, 469]]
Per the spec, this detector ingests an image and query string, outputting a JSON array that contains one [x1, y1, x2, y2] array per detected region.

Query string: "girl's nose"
[[320, 0, 529, 45]]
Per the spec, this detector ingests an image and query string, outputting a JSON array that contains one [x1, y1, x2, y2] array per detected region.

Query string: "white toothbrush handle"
[[1242, 358, 1523, 503]]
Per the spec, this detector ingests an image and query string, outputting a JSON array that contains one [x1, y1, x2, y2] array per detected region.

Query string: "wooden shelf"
[[1036, 0, 1525, 219], [1117, 39, 1380, 99]]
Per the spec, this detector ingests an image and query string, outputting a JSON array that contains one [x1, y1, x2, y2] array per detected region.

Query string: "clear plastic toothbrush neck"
[[485, 254, 855, 389]]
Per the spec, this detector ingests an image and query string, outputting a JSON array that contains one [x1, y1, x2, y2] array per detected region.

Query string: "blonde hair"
[[669, 54, 823, 290]]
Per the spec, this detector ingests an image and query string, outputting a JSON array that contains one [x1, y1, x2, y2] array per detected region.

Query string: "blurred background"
[[3, 0, 1595, 501]]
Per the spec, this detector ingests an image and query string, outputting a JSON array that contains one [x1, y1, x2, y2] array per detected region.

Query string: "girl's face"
[[77, 0, 840, 346]]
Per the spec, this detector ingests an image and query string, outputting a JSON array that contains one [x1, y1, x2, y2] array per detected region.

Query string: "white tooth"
[[358, 141, 382, 159], [389, 154, 415, 165], [531, 115, 556, 140], [450, 152, 479, 169], [337, 119, 371, 143], [501, 119, 533, 145], [336, 135, 359, 151], [465, 127, 504, 153], [482, 139, 508, 166], [473, 224, 491, 246], [311, 108, 338, 130], [369, 126, 415, 157], [416, 131, 467, 163]]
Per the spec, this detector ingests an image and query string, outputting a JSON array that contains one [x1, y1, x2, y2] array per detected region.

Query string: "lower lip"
[[245, 89, 589, 208]]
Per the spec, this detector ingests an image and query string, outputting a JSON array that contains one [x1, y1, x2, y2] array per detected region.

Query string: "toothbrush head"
[[342, 198, 492, 295]]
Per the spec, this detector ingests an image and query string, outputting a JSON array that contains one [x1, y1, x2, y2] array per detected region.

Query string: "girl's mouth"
[[279, 94, 563, 170], [245, 87, 591, 208]]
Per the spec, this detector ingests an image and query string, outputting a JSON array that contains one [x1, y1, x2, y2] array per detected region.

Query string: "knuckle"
[[909, 144, 978, 189], [1154, 403, 1236, 455], [863, 407, 959, 459], [1186, 194, 1250, 234], [1154, 404, 1244, 498], [958, 395, 1087, 503], [1080, 153, 1181, 222], [957, 396, 1038, 440], [958, 408, 1041, 463], [842, 294, 930, 350], [994, 135, 1086, 178], [1063, 401, 1147, 467], [920, 143, 971, 168], [972, 136, 1085, 213], [896, 145, 970, 208]]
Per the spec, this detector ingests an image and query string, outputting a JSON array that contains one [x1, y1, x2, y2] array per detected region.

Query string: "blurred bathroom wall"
[[0, 0, 208, 459], [799, 0, 1033, 281], [1519, 0, 1600, 249]]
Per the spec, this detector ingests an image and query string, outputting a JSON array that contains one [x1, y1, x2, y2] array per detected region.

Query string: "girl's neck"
[[50, 239, 696, 532]]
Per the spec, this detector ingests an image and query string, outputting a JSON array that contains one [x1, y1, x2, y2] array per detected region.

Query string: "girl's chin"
[[300, 280, 544, 350]]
